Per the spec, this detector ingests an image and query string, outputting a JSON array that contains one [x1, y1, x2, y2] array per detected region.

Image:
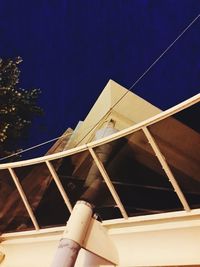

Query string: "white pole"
[[50, 201, 93, 267]]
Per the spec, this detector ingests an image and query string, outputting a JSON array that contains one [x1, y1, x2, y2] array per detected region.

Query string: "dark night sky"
[[0, 0, 200, 159]]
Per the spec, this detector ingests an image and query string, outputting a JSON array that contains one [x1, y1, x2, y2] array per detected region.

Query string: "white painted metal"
[[51, 201, 93, 267], [0, 251, 5, 263], [3, 208, 200, 238], [0, 90, 199, 267], [88, 147, 128, 219], [83, 217, 119, 265], [62, 201, 93, 244], [85, 92, 200, 148], [50, 201, 118, 266], [8, 168, 40, 231], [0, 93, 198, 170], [142, 126, 190, 212], [45, 160, 73, 213], [51, 239, 80, 267], [1, 209, 200, 267]]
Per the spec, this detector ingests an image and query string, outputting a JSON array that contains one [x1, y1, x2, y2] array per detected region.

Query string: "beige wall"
[[1, 209, 200, 267]]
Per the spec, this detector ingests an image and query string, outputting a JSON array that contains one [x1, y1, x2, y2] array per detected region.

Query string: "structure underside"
[[0, 80, 200, 266]]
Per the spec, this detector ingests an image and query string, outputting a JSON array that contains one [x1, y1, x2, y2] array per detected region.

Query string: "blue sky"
[[0, 0, 200, 158]]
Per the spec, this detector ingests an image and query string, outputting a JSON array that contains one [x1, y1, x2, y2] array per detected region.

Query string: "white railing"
[[0, 93, 199, 231]]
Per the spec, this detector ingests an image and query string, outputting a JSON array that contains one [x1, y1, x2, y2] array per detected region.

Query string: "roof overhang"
[[68, 79, 161, 147]]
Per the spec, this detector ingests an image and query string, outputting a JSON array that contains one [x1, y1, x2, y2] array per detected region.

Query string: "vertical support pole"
[[50, 201, 93, 267], [142, 126, 190, 211], [0, 251, 5, 264], [8, 168, 40, 230], [45, 160, 73, 213], [88, 147, 128, 219], [50, 239, 80, 267]]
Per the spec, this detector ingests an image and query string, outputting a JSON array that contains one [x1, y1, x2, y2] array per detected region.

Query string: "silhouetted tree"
[[0, 57, 42, 159]]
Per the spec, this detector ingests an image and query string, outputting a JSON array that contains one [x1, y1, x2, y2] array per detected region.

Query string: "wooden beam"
[[88, 147, 128, 219], [45, 160, 73, 213], [8, 168, 40, 230], [142, 126, 190, 212]]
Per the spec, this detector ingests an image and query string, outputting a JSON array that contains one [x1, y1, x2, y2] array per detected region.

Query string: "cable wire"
[[0, 14, 199, 162], [0, 132, 72, 161], [74, 13, 200, 146]]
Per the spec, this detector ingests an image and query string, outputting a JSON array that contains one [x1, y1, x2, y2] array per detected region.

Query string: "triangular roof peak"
[[68, 79, 161, 147]]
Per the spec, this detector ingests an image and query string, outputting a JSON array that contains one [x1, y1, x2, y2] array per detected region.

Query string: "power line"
[[0, 132, 72, 161], [0, 14, 199, 162], [74, 13, 200, 146]]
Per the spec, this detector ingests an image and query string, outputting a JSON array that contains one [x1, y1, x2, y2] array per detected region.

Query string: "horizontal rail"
[[2, 208, 200, 239], [0, 93, 199, 169], [88, 93, 200, 148], [0, 144, 88, 169]]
